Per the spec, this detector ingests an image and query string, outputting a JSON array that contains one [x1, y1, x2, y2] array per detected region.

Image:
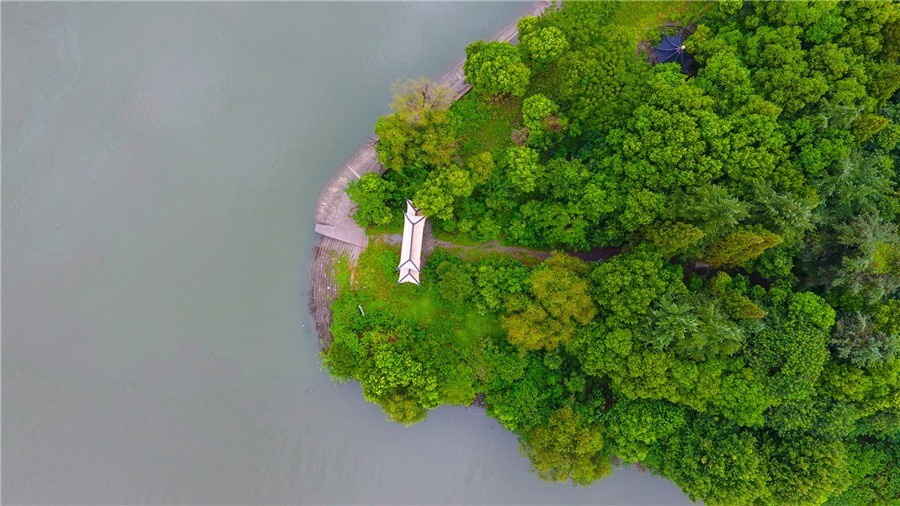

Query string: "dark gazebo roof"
[[647, 31, 696, 75]]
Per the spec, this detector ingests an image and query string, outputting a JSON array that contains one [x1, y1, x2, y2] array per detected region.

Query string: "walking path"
[[310, 0, 555, 347], [375, 233, 553, 263]]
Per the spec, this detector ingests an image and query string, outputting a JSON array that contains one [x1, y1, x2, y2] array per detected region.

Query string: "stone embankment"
[[309, 0, 554, 348]]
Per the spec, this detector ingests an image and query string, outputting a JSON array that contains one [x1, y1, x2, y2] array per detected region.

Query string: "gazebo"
[[647, 30, 696, 75], [397, 200, 426, 285]]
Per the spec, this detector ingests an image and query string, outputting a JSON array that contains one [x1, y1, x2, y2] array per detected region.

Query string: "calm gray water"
[[3, 3, 692, 504]]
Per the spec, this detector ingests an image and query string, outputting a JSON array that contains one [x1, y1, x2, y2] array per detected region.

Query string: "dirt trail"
[[374, 233, 552, 260]]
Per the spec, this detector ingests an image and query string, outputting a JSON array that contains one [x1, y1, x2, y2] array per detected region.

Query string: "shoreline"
[[309, 0, 554, 349]]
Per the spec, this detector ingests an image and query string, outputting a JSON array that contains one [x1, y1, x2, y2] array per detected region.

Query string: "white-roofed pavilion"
[[398, 200, 426, 284]]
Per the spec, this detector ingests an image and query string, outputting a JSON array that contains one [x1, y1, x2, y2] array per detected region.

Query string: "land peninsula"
[[311, 1, 899, 504]]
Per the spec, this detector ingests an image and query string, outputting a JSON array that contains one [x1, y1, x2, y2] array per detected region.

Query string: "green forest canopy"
[[331, 1, 900, 504]]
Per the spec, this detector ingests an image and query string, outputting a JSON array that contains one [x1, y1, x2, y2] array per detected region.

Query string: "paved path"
[[309, 0, 555, 347]]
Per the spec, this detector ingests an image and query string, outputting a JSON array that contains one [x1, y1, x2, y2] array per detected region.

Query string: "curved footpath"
[[309, 0, 554, 348]]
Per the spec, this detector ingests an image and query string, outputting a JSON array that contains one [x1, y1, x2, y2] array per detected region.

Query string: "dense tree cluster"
[[333, 1, 899, 503]]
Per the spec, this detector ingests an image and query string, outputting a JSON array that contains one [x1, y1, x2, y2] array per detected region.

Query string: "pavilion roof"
[[397, 200, 426, 285], [648, 31, 696, 75]]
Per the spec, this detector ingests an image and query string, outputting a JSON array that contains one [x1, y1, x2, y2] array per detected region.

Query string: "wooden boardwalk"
[[310, 0, 555, 346]]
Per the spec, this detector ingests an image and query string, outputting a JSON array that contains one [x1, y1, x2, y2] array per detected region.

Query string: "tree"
[[851, 113, 890, 143], [463, 40, 530, 99], [483, 342, 564, 431], [604, 397, 688, 463], [502, 255, 596, 350], [703, 226, 783, 269], [711, 366, 776, 427], [544, 157, 589, 201], [709, 273, 767, 320], [644, 221, 705, 257], [529, 255, 596, 325], [668, 185, 750, 238], [830, 304, 898, 368], [578, 63, 738, 236], [390, 78, 453, 125], [640, 293, 700, 351], [747, 25, 829, 114], [591, 248, 686, 327], [750, 290, 835, 401], [520, 26, 569, 66], [374, 105, 456, 173], [522, 94, 565, 149], [504, 146, 542, 194], [832, 437, 900, 505], [435, 261, 474, 305], [517, 200, 591, 250], [660, 415, 768, 505], [832, 215, 900, 303], [413, 164, 477, 220], [815, 150, 893, 222], [346, 173, 399, 228], [374, 79, 457, 173], [466, 151, 494, 185], [557, 25, 648, 133], [763, 433, 850, 505], [521, 405, 612, 485]]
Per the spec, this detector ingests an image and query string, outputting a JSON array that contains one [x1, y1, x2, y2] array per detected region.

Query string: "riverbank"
[[309, 0, 554, 348]]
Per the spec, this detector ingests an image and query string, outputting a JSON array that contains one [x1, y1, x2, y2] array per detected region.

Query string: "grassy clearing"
[[610, 1, 704, 44], [449, 92, 520, 160], [348, 241, 504, 347]]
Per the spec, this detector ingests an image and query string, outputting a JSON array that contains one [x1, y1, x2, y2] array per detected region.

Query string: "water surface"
[[3, 3, 692, 504]]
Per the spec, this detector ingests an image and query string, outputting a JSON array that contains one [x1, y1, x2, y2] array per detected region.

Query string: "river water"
[[3, 3, 691, 504]]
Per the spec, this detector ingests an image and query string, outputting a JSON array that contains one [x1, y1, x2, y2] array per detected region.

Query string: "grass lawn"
[[449, 92, 520, 160], [610, 0, 708, 44], [346, 241, 504, 348]]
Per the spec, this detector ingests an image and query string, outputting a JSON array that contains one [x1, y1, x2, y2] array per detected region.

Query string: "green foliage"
[[463, 40, 531, 99], [390, 78, 454, 125], [763, 433, 850, 505], [520, 26, 570, 66], [713, 0, 742, 20], [449, 92, 518, 159], [704, 226, 783, 269], [504, 146, 542, 194], [644, 221, 705, 258], [710, 272, 767, 319], [591, 248, 685, 327], [605, 398, 688, 463], [832, 215, 900, 303], [347, 173, 399, 228], [521, 94, 565, 149], [557, 25, 649, 133], [830, 309, 898, 368], [330, 0, 900, 502], [374, 80, 457, 173], [829, 437, 900, 505], [851, 113, 889, 143], [483, 340, 564, 432], [520, 405, 612, 485], [323, 245, 502, 424], [502, 254, 596, 351], [435, 261, 475, 305], [750, 289, 835, 401], [661, 415, 768, 505], [413, 164, 477, 220]]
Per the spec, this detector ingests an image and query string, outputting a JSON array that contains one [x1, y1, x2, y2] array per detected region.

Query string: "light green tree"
[[463, 40, 531, 98]]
